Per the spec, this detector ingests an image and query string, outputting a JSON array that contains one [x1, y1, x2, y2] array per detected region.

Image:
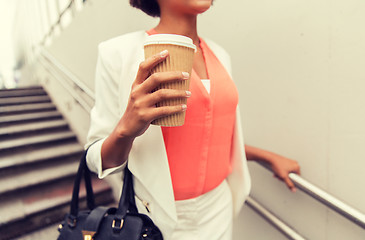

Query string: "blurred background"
[[0, 0, 364, 239], [0, 0, 16, 88]]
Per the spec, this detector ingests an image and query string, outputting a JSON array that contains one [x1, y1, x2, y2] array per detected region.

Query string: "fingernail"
[[182, 72, 189, 79], [292, 188, 297, 193], [160, 50, 168, 58], [186, 91, 191, 97], [182, 104, 187, 111]]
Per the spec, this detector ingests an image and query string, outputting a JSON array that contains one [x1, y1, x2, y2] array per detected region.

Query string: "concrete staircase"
[[0, 86, 114, 240]]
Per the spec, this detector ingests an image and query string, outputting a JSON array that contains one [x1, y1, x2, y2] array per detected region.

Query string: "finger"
[[284, 177, 297, 193], [147, 89, 191, 106], [290, 164, 301, 175], [142, 71, 190, 93], [273, 174, 281, 180], [296, 166, 301, 175], [135, 50, 169, 84], [148, 104, 187, 121]]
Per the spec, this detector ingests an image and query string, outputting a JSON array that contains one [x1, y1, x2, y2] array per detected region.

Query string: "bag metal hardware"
[[142, 200, 151, 213], [136, 195, 151, 213], [67, 216, 77, 228], [112, 218, 124, 229], [58, 224, 63, 231], [82, 230, 96, 240]]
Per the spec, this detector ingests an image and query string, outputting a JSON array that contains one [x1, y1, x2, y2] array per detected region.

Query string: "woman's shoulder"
[[97, 31, 146, 66], [99, 31, 146, 50]]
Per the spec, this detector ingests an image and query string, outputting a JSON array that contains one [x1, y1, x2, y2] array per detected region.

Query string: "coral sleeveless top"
[[147, 29, 239, 200]]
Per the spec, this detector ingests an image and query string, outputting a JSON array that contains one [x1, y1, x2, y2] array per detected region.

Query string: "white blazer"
[[85, 31, 251, 239]]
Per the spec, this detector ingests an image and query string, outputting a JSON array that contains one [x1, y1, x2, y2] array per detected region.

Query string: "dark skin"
[[245, 145, 300, 192], [101, 0, 301, 192]]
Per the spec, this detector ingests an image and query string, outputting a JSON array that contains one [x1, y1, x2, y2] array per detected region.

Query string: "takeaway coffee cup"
[[144, 34, 196, 126]]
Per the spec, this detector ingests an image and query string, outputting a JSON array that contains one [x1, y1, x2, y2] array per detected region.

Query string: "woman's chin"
[[193, 5, 212, 14], [190, 0, 212, 13]]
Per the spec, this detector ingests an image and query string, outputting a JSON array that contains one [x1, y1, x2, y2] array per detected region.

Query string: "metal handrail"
[[39, 49, 95, 101], [38, 54, 93, 113], [246, 197, 307, 240], [41, 0, 74, 45], [257, 162, 365, 229], [289, 173, 365, 229]]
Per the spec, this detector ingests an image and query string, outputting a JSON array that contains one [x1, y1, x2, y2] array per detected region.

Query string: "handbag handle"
[[70, 150, 138, 218], [69, 151, 96, 220], [116, 167, 138, 217], [69, 150, 139, 222]]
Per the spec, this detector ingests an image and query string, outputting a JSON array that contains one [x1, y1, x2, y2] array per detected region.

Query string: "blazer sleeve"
[[85, 42, 127, 178]]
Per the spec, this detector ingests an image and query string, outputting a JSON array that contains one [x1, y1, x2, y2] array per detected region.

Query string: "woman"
[[85, 0, 300, 239]]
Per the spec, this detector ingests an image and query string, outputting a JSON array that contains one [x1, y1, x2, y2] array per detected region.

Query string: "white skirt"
[[171, 180, 233, 240]]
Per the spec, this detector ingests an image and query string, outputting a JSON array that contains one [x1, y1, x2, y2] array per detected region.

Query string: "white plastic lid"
[[144, 34, 197, 51]]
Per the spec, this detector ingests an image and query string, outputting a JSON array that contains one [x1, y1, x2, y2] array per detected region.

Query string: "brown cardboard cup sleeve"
[[144, 34, 196, 126]]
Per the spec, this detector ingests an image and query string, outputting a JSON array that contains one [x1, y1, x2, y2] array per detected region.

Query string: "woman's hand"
[[101, 50, 190, 170], [116, 49, 191, 138], [269, 154, 301, 192], [245, 145, 301, 192]]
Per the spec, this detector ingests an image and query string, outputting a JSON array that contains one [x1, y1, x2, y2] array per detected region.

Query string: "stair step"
[[0, 119, 69, 139], [0, 177, 113, 240], [0, 86, 114, 240], [0, 111, 62, 126], [16, 223, 60, 240], [0, 131, 77, 155], [0, 143, 83, 172], [0, 88, 46, 98], [23, 179, 111, 220], [0, 95, 51, 106], [0, 160, 79, 196], [0, 86, 43, 92], [0, 102, 56, 116]]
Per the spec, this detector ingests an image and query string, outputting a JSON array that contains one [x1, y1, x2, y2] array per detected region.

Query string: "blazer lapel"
[[128, 125, 177, 222]]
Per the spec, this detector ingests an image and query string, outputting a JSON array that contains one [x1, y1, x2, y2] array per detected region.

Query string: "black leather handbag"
[[57, 151, 163, 240]]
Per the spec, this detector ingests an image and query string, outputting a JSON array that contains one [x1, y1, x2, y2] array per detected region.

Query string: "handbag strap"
[[116, 167, 138, 217], [70, 150, 96, 218], [69, 150, 138, 221]]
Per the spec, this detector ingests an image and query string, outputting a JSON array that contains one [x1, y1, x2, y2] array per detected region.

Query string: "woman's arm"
[[245, 145, 301, 192]]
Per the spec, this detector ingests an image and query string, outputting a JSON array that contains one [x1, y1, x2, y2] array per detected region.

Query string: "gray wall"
[[37, 0, 365, 239]]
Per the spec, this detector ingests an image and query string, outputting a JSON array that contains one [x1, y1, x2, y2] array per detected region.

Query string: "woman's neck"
[[154, 13, 200, 47]]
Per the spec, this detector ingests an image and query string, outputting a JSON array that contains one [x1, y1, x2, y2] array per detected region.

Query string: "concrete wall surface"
[[37, 0, 365, 239]]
